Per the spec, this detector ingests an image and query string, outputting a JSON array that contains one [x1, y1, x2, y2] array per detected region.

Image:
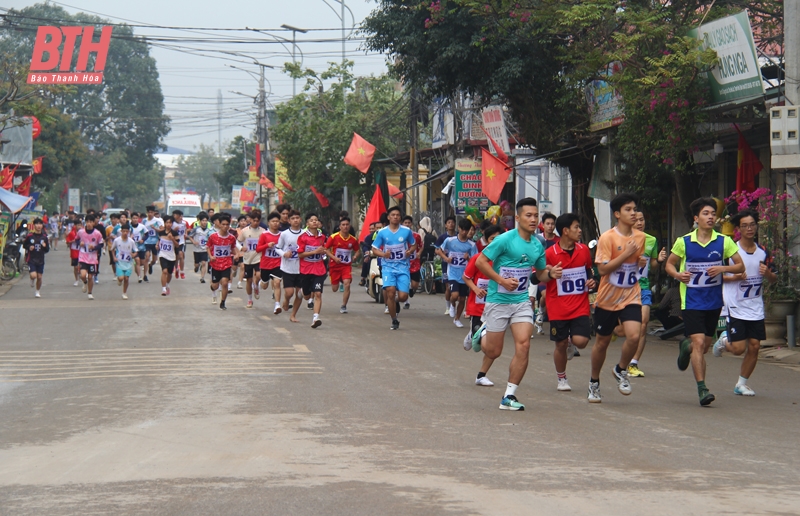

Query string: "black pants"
[[656, 309, 682, 331], [361, 257, 370, 278]]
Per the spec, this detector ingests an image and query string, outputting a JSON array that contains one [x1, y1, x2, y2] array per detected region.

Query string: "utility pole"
[[281, 25, 308, 97], [410, 90, 421, 219], [784, 2, 800, 258], [217, 90, 223, 157], [257, 65, 271, 214]]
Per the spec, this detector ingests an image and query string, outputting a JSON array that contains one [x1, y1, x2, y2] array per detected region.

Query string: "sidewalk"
[[0, 273, 21, 298]]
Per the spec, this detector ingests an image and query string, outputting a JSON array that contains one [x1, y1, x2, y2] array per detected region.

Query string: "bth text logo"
[[26, 26, 113, 85]]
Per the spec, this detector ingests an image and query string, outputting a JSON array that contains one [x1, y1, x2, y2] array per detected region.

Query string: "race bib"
[[131, 232, 140, 242], [159, 240, 173, 253], [475, 278, 490, 305], [199, 237, 208, 247], [265, 246, 280, 258], [686, 261, 723, 288], [736, 275, 763, 300], [608, 262, 640, 288], [305, 245, 323, 262], [496, 266, 531, 294], [117, 251, 132, 262], [147, 226, 156, 237], [639, 259, 650, 279], [70, 242, 79, 250], [246, 238, 258, 252], [449, 251, 468, 267], [213, 245, 231, 258], [385, 244, 406, 261], [335, 248, 352, 263], [556, 267, 588, 296]]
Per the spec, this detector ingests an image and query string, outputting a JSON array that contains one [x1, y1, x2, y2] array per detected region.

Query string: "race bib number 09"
[[556, 267, 588, 296]]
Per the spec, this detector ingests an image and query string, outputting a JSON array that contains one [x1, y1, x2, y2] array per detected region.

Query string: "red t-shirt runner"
[[544, 241, 593, 321], [207, 233, 237, 270], [325, 232, 359, 270], [409, 231, 422, 273], [297, 230, 327, 276], [463, 253, 492, 318], [256, 230, 282, 270]]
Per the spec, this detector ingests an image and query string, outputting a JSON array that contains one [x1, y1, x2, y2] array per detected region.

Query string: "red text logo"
[[27, 26, 113, 84]]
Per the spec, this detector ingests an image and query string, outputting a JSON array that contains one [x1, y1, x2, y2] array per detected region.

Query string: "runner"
[[207, 213, 238, 310], [589, 193, 648, 403], [234, 214, 247, 289], [473, 198, 553, 410], [434, 216, 457, 316], [129, 212, 148, 283], [626, 210, 667, 377], [534, 212, 560, 332], [256, 211, 284, 314], [326, 216, 361, 314], [47, 214, 59, 251], [401, 216, 422, 309], [66, 219, 82, 286], [172, 210, 188, 280], [76, 215, 104, 300], [189, 211, 211, 283], [24, 218, 49, 298], [237, 209, 266, 309], [544, 213, 597, 392], [462, 224, 502, 386], [437, 218, 478, 327], [111, 223, 136, 299], [371, 206, 417, 330], [295, 213, 330, 327], [276, 204, 292, 232], [91, 211, 107, 284], [666, 197, 744, 406], [359, 222, 377, 287], [143, 205, 164, 282], [712, 209, 777, 396], [157, 216, 180, 297], [277, 210, 304, 317], [105, 212, 120, 276]]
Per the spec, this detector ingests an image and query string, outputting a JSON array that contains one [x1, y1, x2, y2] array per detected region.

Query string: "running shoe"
[[219, 301, 227, 310], [454, 319, 464, 328], [274, 303, 282, 315], [463, 332, 472, 351], [444, 303, 450, 315], [449, 306, 455, 318], [161, 289, 167, 296], [713, 331, 728, 357], [574, 350, 581, 357], [200, 278, 206, 283], [143, 275, 149, 283], [475, 376, 494, 386], [311, 318, 322, 329], [699, 391, 715, 406], [677, 338, 692, 371], [734, 384, 755, 396], [174, 268, 179, 279], [166, 286, 170, 296], [212, 292, 218, 303], [384, 305, 389, 314], [404, 302, 410, 310], [254, 283, 260, 299], [339, 283, 344, 293], [306, 300, 313, 310], [627, 364, 645, 377], [227, 287, 233, 293], [148, 264, 153, 275], [87, 294, 94, 300], [122, 293, 128, 300], [557, 378, 571, 391], [235, 281, 242, 289], [340, 305, 348, 314], [566, 339, 577, 361], [499, 395, 525, 411], [535, 311, 544, 326], [138, 278, 143, 284], [82, 282, 87, 293], [73, 280, 80, 287], [94, 276, 99, 284], [587, 382, 602, 403], [194, 264, 199, 273], [390, 319, 400, 330], [613, 366, 632, 395], [246, 300, 253, 309], [472, 322, 487, 352], [35, 291, 41, 298], [180, 272, 185, 280]]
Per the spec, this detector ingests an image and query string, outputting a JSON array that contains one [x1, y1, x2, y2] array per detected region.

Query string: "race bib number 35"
[[496, 267, 531, 294], [556, 267, 588, 296], [686, 261, 722, 288]]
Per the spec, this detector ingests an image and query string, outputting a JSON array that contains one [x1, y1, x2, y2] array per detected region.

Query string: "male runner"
[[545, 213, 597, 392], [666, 197, 744, 406], [474, 198, 553, 410], [91, 212, 107, 284], [105, 212, 120, 276], [189, 212, 211, 283], [626, 210, 667, 377], [143, 205, 164, 281], [277, 210, 304, 316], [434, 215, 457, 315], [326, 216, 361, 314], [24, 218, 49, 298], [237, 209, 265, 308], [77, 215, 104, 300], [47, 214, 59, 251], [277, 203, 292, 232], [371, 206, 416, 330], [66, 219, 82, 286], [157, 216, 180, 296], [462, 224, 502, 386], [296, 213, 330, 327], [589, 193, 648, 403], [129, 212, 148, 283], [207, 213, 238, 310], [712, 209, 777, 396], [233, 214, 247, 289], [534, 212, 560, 332], [172, 210, 188, 279], [401, 216, 422, 309], [111, 223, 136, 299], [257, 211, 284, 314], [437, 218, 477, 328]]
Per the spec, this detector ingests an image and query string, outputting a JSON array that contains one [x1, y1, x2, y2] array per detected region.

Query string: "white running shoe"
[[81, 282, 87, 293], [567, 339, 577, 361], [713, 331, 728, 357], [557, 378, 572, 391], [384, 305, 389, 314], [30, 278, 35, 288], [463, 332, 472, 351], [73, 280, 80, 287], [340, 305, 348, 314], [212, 292, 218, 303], [587, 382, 602, 403], [734, 384, 756, 396], [274, 302, 282, 315], [237, 281, 243, 289], [122, 293, 128, 300], [87, 294, 94, 300], [449, 305, 455, 318], [254, 283, 260, 299], [613, 367, 632, 395], [35, 291, 41, 298], [227, 287, 233, 293], [475, 376, 494, 386], [453, 319, 464, 328]]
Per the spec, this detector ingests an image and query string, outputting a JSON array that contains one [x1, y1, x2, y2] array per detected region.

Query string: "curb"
[[0, 274, 22, 298]]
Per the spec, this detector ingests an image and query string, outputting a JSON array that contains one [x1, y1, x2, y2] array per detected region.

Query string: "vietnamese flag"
[[310, 185, 330, 208], [240, 188, 256, 203], [0, 166, 12, 190], [16, 175, 32, 196], [259, 174, 274, 189], [343, 132, 376, 174], [481, 148, 511, 204], [359, 185, 386, 241], [32, 156, 44, 174], [736, 130, 763, 193], [278, 177, 294, 192], [481, 126, 509, 163]]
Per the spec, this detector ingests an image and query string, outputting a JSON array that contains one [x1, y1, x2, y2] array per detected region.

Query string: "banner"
[[231, 185, 242, 209], [689, 11, 764, 104], [481, 106, 511, 156], [0, 211, 11, 255], [248, 165, 258, 183], [454, 158, 489, 215], [67, 188, 80, 212], [586, 62, 624, 132]]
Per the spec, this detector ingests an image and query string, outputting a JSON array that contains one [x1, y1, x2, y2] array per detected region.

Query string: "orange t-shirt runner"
[[594, 227, 647, 310]]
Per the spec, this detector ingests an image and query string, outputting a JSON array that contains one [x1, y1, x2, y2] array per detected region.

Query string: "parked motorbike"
[[1, 225, 28, 281]]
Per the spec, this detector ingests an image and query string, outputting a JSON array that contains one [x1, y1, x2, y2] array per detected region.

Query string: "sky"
[[4, 0, 389, 153]]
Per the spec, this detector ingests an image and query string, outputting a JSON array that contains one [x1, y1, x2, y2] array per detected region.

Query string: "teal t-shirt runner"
[[481, 228, 546, 305]]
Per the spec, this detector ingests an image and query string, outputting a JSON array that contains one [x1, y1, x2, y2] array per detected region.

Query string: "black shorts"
[[594, 305, 642, 336], [177, 244, 186, 253], [160, 257, 176, 274], [448, 280, 469, 298], [234, 257, 242, 266], [683, 308, 721, 337], [244, 263, 260, 279], [79, 262, 97, 274], [137, 250, 147, 260], [726, 316, 766, 342], [146, 243, 157, 255], [262, 267, 282, 280], [283, 272, 301, 288], [194, 251, 208, 264], [410, 270, 421, 283], [211, 267, 232, 284], [302, 274, 326, 296], [550, 316, 592, 342], [71, 257, 79, 267]]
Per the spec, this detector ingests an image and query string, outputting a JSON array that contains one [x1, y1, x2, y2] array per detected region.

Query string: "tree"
[[217, 136, 248, 197], [176, 144, 223, 207]]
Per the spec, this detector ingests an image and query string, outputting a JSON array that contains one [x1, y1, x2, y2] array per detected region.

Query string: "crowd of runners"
[[18, 192, 774, 410]]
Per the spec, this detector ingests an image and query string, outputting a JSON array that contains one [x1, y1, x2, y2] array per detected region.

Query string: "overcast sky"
[[5, 0, 389, 153]]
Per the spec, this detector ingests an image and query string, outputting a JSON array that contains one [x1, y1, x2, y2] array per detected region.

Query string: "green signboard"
[[689, 11, 764, 104], [454, 158, 489, 215]]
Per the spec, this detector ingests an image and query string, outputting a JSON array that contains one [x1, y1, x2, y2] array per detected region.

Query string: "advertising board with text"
[[454, 159, 489, 215]]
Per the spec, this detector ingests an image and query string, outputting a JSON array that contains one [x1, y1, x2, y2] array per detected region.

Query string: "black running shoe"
[[219, 301, 227, 311], [390, 319, 400, 330]]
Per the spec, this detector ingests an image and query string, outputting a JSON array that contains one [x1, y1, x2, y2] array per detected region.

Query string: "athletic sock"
[[630, 359, 639, 366], [248, 294, 253, 302], [590, 378, 599, 385], [504, 382, 518, 398], [557, 371, 567, 380], [697, 380, 708, 397], [614, 364, 624, 376], [477, 372, 486, 379], [737, 376, 748, 387]]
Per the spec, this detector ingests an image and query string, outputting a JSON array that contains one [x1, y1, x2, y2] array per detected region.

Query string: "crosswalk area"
[[0, 345, 321, 382]]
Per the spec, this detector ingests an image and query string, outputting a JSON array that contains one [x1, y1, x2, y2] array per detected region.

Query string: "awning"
[[0, 187, 33, 214], [400, 165, 452, 193]]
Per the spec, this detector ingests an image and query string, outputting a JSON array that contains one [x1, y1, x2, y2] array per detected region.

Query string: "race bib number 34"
[[214, 246, 231, 258]]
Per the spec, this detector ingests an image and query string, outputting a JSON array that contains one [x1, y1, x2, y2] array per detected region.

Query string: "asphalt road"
[[1, 254, 799, 515]]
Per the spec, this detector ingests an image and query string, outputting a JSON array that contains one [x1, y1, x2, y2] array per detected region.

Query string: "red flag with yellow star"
[[32, 156, 44, 174], [481, 148, 510, 204], [343, 132, 376, 174]]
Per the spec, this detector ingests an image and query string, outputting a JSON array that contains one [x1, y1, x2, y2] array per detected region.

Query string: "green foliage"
[[176, 144, 224, 207], [218, 136, 248, 197]]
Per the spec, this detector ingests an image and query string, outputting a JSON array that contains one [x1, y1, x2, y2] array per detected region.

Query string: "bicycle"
[[420, 259, 443, 294]]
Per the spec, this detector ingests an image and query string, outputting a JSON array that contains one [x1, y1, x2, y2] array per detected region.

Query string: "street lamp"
[[280, 24, 308, 97]]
